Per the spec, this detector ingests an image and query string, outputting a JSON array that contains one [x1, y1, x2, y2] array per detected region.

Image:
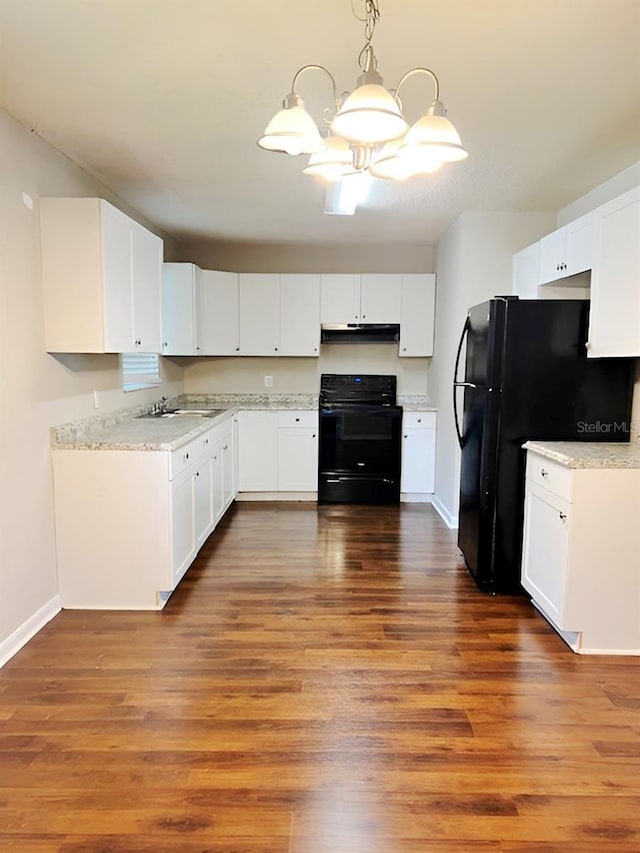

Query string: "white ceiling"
[[1, 0, 639, 246]]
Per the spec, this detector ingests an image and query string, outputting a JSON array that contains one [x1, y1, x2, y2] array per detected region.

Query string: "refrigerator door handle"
[[453, 316, 471, 448]]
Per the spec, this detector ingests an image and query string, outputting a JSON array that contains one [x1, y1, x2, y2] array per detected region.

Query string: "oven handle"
[[320, 407, 403, 417]]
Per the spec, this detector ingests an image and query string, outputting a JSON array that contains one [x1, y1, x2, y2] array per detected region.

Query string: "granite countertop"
[[51, 392, 437, 452], [398, 396, 436, 412], [524, 440, 640, 469], [52, 408, 236, 452]]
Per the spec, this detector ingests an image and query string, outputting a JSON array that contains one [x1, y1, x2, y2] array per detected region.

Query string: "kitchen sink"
[[138, 408, 226, 420]]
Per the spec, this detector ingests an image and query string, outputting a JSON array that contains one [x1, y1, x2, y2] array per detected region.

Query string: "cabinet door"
[[565, 211, 593, 277], [237, 410, 278, 491], [280, 274, 320, 356], [587, 187, 640, 358], [401, 428, 436, 493], [102, 203, 135, 353], [399, 273, 436, 357], [360, 274, 402, 323], [278, 428, 318, 491], [131, 223, 163, 353], [239, 274, 281, 355], [171, 469, 195, 586], [320, 274, 361, 323], [221, 431, 235, 510], [198, 270, 240, 356], [512, 243, 541, 300], [521, 482, 571, 627], [162, 263, 197, 355], [539, 228, 566, 284], [194, 458, 214, 548]]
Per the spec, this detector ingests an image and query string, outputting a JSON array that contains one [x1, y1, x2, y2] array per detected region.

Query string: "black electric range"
[[317, 374, 403, 504]]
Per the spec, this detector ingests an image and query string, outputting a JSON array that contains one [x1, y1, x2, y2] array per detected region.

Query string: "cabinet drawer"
[[169, 429, 214, 480], [277, 410, 318, 429], [403, 411, 437, 429], [526, 453, 574, 502]]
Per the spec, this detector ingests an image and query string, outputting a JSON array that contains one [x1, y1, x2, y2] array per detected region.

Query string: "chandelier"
[[257, 0, 468, 182]]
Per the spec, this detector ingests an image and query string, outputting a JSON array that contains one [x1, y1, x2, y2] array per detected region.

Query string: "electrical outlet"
[[264, 375, 273, 388]]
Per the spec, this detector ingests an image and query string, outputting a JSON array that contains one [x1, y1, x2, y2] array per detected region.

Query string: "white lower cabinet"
[[237, 409, 318, 495], [400, 411, 437, 495], [277, 411, 318, 491], [237, 410, 278, 491], [51, 414, 236, 610], [521, 449, 640, 654]]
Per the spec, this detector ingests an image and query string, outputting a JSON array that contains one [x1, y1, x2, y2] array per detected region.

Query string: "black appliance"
[[454, 297, 634, 594], [318, 374, 403, 504], [321, 323, 400, 344]]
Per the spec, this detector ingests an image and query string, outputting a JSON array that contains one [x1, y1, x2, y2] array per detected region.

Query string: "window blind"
[[121, 353, 161, 391]]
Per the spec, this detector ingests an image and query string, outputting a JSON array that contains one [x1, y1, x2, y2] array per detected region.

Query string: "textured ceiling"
[[1, 0, 639, 245]]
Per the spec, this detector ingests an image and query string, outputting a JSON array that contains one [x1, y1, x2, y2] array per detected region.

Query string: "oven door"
[[318, 405, 402, 503]]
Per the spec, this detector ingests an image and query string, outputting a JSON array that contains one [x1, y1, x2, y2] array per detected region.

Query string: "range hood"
[[321, 323, 400, 344]]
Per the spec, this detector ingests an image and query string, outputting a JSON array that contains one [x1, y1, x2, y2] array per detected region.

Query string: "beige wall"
[[183, 347, 428, 396], [178, 239, 434, 274], [0, 109, 184, 661], [429, 211, 557, 524]]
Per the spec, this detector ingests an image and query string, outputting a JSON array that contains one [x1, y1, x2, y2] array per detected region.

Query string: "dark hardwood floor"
[[1, 502, 640, 852]]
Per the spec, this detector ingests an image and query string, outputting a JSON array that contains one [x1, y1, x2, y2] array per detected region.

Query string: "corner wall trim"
[[0, 595, 62, 668], [431, 495, 458, 529]]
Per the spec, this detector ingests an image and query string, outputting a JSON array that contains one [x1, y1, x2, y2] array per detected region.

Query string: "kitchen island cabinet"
[[521, 441, 640, 654]]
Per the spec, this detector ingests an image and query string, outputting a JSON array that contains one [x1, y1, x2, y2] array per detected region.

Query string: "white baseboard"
[[431, 495, 458, 528], [0, 594, 62, 668], [400, 493, 434, 504], [236, 492, 317, 502]]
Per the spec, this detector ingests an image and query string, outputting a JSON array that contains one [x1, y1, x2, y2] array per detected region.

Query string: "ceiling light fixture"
[[257, 0, 468, 184]]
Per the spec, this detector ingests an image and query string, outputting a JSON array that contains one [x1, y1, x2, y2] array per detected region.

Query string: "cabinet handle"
[[312, 434, 316, 438], [163, 341, 168, 348], [223, 444, 228, 450], [559, 512, 567, 522], [295, 417, 300, 422], [274, 347, 278, 352], [541, 469, 548, 478], [196, 471, 199, 477], [402, 347, 407, 352], [135, 339, 141, 346], [417, 418, 421, 423], [235, 346, 240, 352], [404, 434, 408, 439], [185, 452, 190, 460], [362, 314, 366, 319], [204, 438, 209, 445]]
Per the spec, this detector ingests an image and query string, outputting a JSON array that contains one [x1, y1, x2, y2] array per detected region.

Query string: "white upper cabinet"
[[360, 274, 402, 323], [239, 273, 281, 355], [199, 270, 240, 356], [320, 273, 402, 323], [512, 243, 541, 300], [539, 211, 594, 284], [399, 274, 436, 357], [280, 274, 320, 356], [320, 274, 361, 323], [587, 186, 640, 358], [40, 198, 163, 354], [162, 263, 198, 355]]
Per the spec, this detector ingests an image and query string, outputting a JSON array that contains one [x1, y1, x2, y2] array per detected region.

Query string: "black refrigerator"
[[454, 297, 634, 594]]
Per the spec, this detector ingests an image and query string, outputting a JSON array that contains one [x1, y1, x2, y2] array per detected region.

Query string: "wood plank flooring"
[[1, 502, 640, 852]]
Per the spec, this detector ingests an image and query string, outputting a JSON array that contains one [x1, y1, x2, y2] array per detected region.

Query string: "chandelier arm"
[[394, 67, 441, 105], [290, 64, 340, 112]]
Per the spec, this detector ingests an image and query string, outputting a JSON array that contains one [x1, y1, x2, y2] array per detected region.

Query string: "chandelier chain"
[[353, 0, 380, 71]]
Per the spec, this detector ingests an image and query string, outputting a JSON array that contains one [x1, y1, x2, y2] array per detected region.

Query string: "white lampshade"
[[369, 138, 412, 181], [258, 96, 325, 156], [400, 102, 468, 167], [331, 84, 408, 145], [303, 136, 356, 182]]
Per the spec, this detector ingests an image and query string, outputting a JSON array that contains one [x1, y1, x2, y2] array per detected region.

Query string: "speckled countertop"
[[524, 441, 640, 469], [51, 392, 437, 452]]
